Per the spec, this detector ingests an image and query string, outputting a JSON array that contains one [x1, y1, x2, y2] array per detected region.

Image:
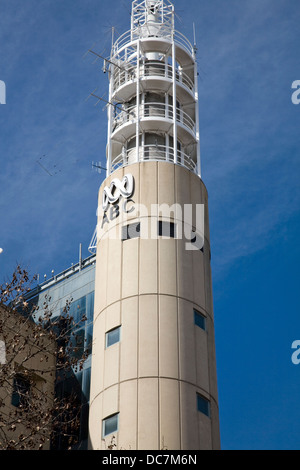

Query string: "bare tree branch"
[[0, 265, 89, 450]]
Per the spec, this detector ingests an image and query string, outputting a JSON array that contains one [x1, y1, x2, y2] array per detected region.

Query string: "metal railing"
[[111, 26, 194, 59], [112, 60, 194, 94], [112, 102, 196, 134], [111, 144, 197, 173]]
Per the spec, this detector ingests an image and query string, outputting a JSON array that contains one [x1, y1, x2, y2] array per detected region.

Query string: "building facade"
[[0, 304, 56, 450], [89, 0, 220, 450], [22, 254, 96, 450]]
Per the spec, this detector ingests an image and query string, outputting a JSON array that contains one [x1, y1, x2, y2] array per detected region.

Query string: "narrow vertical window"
[[194, 309, 206, 331], [158, 221, 176, 238], [11, 375, 31, 409], [197, 394, 211, 418]]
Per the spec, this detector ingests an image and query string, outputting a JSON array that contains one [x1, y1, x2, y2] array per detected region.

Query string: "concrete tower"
[[89, 0, 220, 450]]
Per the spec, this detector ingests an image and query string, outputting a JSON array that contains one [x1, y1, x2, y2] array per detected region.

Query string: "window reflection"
[[53, 291, 94, 450]]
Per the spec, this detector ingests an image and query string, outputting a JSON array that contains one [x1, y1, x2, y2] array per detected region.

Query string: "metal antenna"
[[111, 26, 115, 53], [87, 48, 127, 73], [36, 158, 52, 176], [86, 88, 112, 106], [86, 88, 107, 107], [174, 11, 183, 24], [92, 162, 107, 174], [83, 41, 108, 63], [120, 0, 131, 16], [86, 88, 135, 118], [193, 22, 197, 54], [36, 155, 61, 176]]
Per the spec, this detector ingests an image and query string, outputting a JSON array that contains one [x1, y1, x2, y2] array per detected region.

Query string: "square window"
[[106, 326, 121, 348], [103, 413, 119, 437], [122, 222, 140, 241], [197, 394, 210, 418], [194, 309, 206, 331], [158, 221, 176, 238]]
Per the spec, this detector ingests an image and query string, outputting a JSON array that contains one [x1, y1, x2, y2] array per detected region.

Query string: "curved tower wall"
[[89, 161, 220, 450]]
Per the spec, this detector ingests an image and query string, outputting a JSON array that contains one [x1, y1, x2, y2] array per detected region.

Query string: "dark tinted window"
[[122, 222, 140, 241], [158, 221, 176, 238]]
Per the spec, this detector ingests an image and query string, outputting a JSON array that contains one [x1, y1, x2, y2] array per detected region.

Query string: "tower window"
[[11, 374, 31, 409], [106, 326, 121, 348], [158, 221, 176, 238], [197, 394, 211, 418], [102, 413, 119, 438], [121, 222, 140, 241], [194, 309, 206, 331]]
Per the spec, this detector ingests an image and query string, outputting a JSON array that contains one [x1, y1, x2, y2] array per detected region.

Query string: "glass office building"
[[24, 254, 96, 450]]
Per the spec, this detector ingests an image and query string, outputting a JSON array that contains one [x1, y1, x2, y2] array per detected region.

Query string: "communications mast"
[[89, 0, 220, 450]]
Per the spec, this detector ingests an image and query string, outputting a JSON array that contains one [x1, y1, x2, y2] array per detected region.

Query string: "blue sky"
[[0, 0, 299, 450]]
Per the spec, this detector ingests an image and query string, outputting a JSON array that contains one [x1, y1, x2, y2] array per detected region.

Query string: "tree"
[[0, 265, 89, 450]]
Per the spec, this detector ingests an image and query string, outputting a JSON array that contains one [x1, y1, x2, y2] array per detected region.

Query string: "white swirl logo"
[[102, 174, 134, 212]]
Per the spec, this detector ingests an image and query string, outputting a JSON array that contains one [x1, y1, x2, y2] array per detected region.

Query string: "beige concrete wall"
[[89, 161, 220, 450], [0, 305, 56, 450]]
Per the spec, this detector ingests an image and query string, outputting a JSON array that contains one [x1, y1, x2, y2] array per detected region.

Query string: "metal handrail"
[[112, 61, 194, 94], [112, 102, 195, 134], [111, 27, 194, 59], [111, 144, 197, 173]]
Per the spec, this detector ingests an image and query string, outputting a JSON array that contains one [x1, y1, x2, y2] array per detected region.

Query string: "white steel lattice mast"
[[106, 0, 201, 178]]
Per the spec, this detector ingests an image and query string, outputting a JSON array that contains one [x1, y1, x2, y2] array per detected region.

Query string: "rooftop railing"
[[112, 60, 194, 95], [111, 144, 197, 174], [111, 26, 195, 59], [112, 102, 196, 135]]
